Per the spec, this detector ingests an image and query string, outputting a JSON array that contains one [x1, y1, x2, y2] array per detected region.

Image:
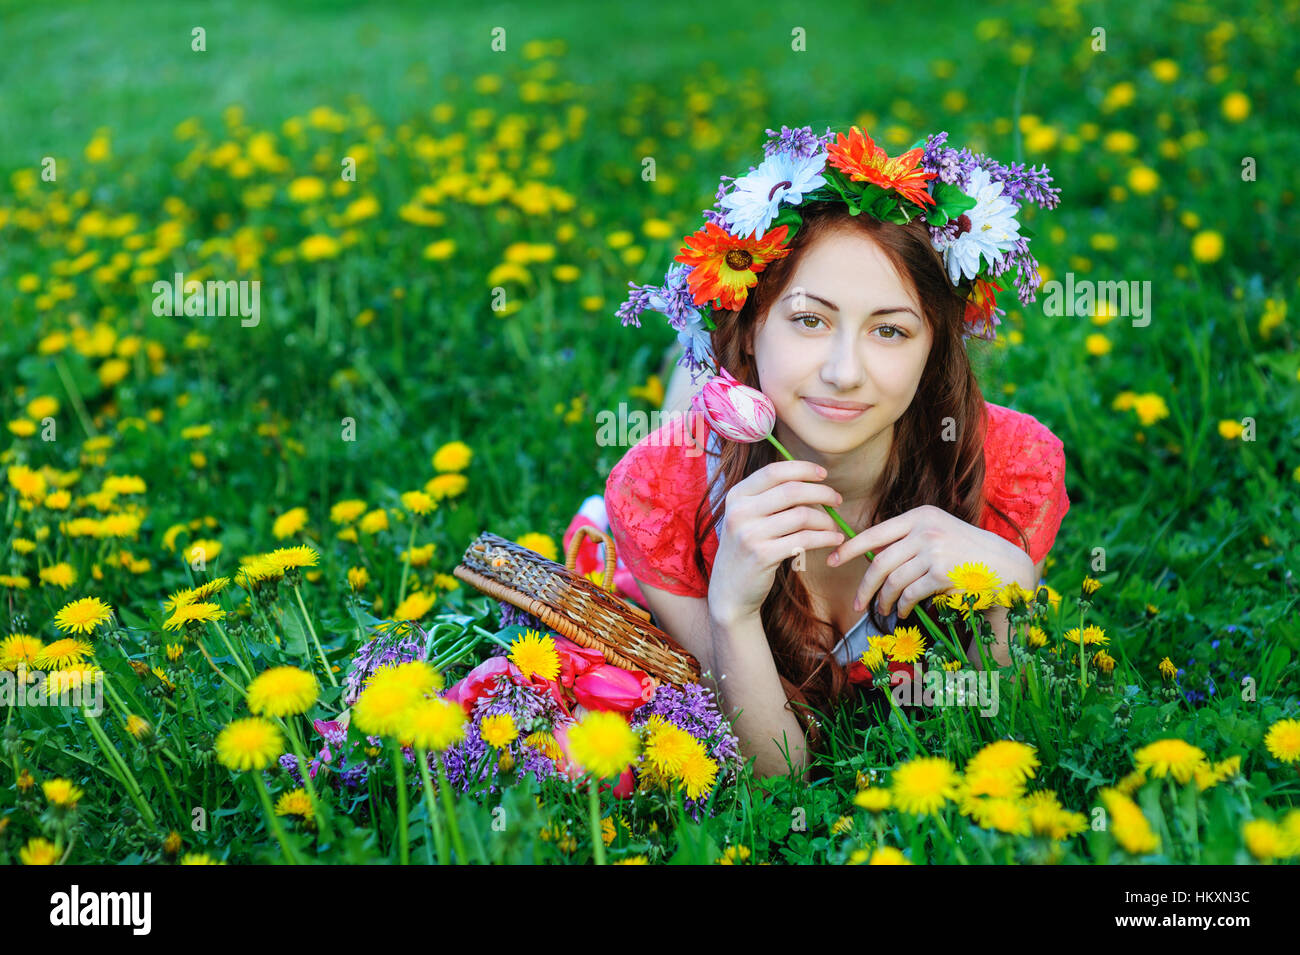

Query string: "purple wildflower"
[[763, 125, 835, 160], [342, 625, 426, 707]]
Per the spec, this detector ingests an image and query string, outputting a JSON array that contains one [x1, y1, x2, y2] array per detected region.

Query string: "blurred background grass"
[[2, 0, 1297, 680]]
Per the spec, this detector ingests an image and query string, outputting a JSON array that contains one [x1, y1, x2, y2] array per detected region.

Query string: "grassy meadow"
[[1, 0, 1298, 865]]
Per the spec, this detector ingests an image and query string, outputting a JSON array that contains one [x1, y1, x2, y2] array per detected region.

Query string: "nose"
[[820, 339, 868, 392]]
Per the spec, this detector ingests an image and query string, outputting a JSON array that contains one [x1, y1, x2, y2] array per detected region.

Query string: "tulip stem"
[[763, 433, 953, 660]]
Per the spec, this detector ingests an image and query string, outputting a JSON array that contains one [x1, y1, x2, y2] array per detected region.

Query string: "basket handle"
[[565, 523, 619, 591]]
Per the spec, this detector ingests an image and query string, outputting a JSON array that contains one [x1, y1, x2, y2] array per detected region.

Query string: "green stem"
[[284, 719, 332, 844], [765, 433, 949, 649], [294, 583, 339, 687], [435, 752, 469, 863], [83, 709, 156, 827], [154, 753, 185, 824], [210, 621, 253, 682], [417, 749, 447, 865], [397, 518, 419, 608], [252, 774, 301, 864], [588, 776, 606, 865], [389, 741, 410, 865], [932, 808, 968, 865], [54, 354, 97, 439]]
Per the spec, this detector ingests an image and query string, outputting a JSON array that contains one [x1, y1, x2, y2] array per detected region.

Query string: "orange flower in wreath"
[[675, 221, 791, 311], [964, 276, 1004, 336], [826, 127, 937, 209]]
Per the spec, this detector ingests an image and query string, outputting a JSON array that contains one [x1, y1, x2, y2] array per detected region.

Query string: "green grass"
[[0, 0, 1298, 865]]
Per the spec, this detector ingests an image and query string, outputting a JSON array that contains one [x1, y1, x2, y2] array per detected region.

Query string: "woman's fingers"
[[852, 541, 920, 613]]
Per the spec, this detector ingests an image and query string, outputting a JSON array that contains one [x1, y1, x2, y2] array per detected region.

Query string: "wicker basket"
[[452, 528, 702, 688]]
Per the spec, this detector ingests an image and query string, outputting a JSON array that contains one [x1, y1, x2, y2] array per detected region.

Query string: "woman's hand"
[[824, 504, 1036, 620], [708, 459, 845, 626]]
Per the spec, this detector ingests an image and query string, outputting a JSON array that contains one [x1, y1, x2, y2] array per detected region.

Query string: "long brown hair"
[[690, 200, 1030, 754]]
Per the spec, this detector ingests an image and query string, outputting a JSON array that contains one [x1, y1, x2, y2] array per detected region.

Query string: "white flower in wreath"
[[933, 167, 1022, 284]]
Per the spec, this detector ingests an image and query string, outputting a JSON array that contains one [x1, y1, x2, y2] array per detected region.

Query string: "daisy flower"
[[718, 148, 827, 240], [931, 166, 1022, 284]]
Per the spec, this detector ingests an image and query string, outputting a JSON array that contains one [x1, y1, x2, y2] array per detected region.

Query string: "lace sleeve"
[[604, 425, 709, 599], [981, 404, 1071, 566]]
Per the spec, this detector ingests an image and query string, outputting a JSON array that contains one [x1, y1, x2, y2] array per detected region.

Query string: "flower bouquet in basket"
[[297, 609, 743, 830]]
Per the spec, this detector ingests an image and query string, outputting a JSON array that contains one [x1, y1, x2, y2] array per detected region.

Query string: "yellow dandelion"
[[214, 717, 285, 772], [643, 717, 699, 779], [1158, 656, 1178, 680], [1062, 625, 1108, 646], [885, 625, 927, 664], [52, 597, 114, 635], [1242, 819, 1282, 861], [271, 507, 309, 539], [20, 837, 62, 865], [125, 714, 153, 741], [1133, 738, 1210, 784], [509, 629, 560, 682], [868, 846, 912, 865], [515, 532, 558, 562], [1264, 718, 1300, 763], [39, 563, 77, 589], [390, 589, 436, 621], [347, 566, 370, 591], [400, 697, 466, 751], [1099, 788, 1160, 854], [246, 666, 319, 718], [178, 853, 225, 865], [400, 490, 436, 516], [0, 633, 43, 669], [890, 756, 960, 815], [265, 545, 319, 572], [42, 778, 84, 808], [330, 499, 367, 524], [853, 787, 892, 812], [34, 637, 94, 670], [274, 789, 316, 825], [480, 713, 518, 748], [567, 710, 641, 780], [969, 740, 1041, 782], [163, 601, 226, 631], [947, 561, 1002, 595], [431, 441, 473, 473]]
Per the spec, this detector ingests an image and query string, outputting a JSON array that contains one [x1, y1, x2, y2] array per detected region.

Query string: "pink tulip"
[[443, 655, 520, 713], [573, 663, 652, 713], [551, 634, 606, 688], [690, 366, 776, 443]]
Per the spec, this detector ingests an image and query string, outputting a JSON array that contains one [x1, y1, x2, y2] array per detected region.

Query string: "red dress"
[[603, 400, 1070, 601]]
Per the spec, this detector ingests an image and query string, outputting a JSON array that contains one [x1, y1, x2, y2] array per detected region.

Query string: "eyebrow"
[[781, 291, 920, 320]]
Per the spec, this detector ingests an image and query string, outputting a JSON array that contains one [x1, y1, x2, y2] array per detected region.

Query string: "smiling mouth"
[[804, 398, 871, 420]]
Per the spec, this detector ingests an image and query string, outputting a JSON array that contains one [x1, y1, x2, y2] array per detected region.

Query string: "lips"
[[804, 397, 870, 421]]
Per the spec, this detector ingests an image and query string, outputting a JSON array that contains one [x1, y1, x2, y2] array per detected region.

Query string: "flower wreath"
[[616, 124, 1062, 383]]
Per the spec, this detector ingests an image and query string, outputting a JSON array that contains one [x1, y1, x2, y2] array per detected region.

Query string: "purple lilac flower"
[[630, 682, 743, 817], [497, 600, 545, 631], [921, 132, 1061, 209], [763, 125, 835, 160], [342, 625, 427, 706], [440, 674, 570, 795]]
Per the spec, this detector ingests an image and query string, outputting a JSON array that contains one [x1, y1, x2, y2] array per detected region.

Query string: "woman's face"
[[747, 225, 934, 461]]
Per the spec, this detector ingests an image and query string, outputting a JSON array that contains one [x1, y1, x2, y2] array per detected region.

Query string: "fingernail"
[[852, 597, 863, 612], [818, 466, 827, 477], [827, 553, 839, 565]]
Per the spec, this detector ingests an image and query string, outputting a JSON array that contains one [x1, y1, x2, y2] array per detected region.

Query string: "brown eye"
[[794, 314, 822, 329]]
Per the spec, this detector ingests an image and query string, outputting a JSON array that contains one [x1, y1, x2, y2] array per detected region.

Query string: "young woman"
[[601, 127, 1068, 780]]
